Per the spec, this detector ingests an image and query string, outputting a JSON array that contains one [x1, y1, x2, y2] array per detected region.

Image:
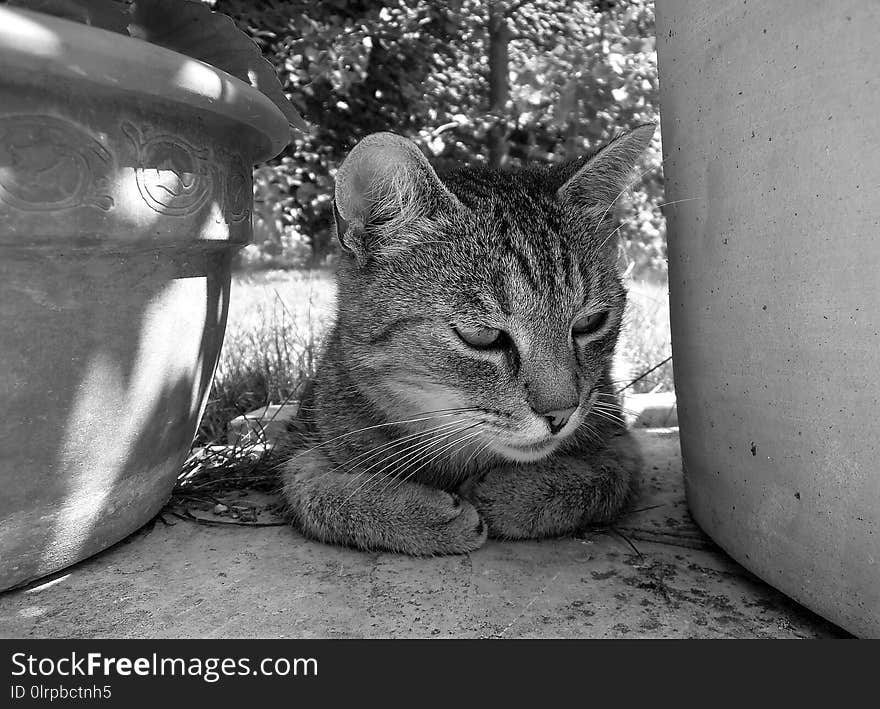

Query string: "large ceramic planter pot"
[[656, 1, 879, 636], [0, 8, 288, 590]]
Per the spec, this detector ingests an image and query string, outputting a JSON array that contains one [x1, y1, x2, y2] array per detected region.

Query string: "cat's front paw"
[[461, 454, 634, 540], [460, 470, 539, 540], [411, 488, 488, 555]]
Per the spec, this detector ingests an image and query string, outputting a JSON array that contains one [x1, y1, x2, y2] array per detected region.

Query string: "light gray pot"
[[656, 0, 879, 636]]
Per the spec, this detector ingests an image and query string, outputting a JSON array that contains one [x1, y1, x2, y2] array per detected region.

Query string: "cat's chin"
[[492, 437, 562, 463]]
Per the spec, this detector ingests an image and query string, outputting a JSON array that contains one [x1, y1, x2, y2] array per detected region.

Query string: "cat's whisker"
[[344, 419, 484, 482], [599, 195, 698, 250], [593, 392, 642, 415], [591, 393, 622, 403], [592, 397, 628, 409], [590, 155, 670, 242], [590, 408, 626, 427], [592, 408, 633, 424], [338, 422, 481, 504], [363, 421, 485, 496], [329, 418, 476, 479], [334, 434, 463, 505], [657, 196, 701, 209], [382, 428, 486, 497], [289, 418, 469, 486], [574, 415, 605, 445], [472, 439, 495, 466], [368, 424, 485, 498], [336, 420, 479, 491], [461, 435, 495, 470], [280, 420, 461, 479], [287, 407, 482, 460], [591, 400, 629, 418], [598, 220, 629, 251], [591, 395, 624, 407]]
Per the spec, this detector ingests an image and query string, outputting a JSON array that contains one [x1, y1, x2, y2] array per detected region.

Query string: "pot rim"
[[0, 6, 290, 163]]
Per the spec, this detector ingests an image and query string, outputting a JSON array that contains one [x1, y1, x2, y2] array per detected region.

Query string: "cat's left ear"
[[557, 123, 656, 216], [333, 132, 462, 264]]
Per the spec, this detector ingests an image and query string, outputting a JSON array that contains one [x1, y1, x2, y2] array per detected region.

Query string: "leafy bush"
[[214, 0, 666, 276]]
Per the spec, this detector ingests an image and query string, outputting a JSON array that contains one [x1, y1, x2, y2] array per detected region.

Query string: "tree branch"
[[431, 121, 464, 138]]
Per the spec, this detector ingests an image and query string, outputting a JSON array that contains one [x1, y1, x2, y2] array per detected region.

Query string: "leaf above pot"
[[6, 0, 309, 141]]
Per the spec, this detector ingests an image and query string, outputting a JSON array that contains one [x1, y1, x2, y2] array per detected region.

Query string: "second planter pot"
[[657, 0, 880, 636], [0, 8, 289, 590]]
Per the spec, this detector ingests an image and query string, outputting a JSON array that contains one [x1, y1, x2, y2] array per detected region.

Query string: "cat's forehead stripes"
[[448, 174, 586, 319]]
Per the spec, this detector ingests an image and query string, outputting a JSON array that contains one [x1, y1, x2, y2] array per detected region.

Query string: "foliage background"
[[208, 0, 665, 278]]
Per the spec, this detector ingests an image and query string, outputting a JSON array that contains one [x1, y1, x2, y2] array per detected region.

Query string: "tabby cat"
[[281, 125, 654, 555]]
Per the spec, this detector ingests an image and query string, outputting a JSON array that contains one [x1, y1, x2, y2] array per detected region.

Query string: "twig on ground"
[[616, 355, 673, 395]]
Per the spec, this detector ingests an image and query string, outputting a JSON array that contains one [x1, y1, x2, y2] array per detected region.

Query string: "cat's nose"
[[542, 406, 577, 435]]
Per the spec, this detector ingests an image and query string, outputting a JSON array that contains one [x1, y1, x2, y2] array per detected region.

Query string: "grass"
[[176, 268, 336, 523], [195, 268, 336, 446], [195, 268, 674, 447], [618, 279, 674, 395]]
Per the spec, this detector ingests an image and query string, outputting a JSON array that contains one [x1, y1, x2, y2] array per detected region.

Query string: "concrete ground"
[[0, 425, 847, 639]]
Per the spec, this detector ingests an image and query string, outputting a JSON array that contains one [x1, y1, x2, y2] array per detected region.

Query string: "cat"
[[280, 124, 654, 555]]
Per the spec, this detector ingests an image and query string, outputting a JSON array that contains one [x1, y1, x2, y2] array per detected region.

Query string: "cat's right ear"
[[556, 123, 656, 221], [333, 132, 462, 264]]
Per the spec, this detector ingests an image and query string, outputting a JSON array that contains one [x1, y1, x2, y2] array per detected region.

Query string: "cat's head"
[[331, 126, 654, 463]]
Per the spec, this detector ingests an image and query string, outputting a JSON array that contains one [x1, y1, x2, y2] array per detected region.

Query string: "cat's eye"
[[572, 310, 610, 337], [454, 324, 505, 350]]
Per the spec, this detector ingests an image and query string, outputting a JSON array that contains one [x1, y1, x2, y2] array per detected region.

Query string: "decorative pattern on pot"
[[0, 113, 251, 230], [217, 146, 251, 224], [0, 114, 114, 213], [122, 121, 213, 217]]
